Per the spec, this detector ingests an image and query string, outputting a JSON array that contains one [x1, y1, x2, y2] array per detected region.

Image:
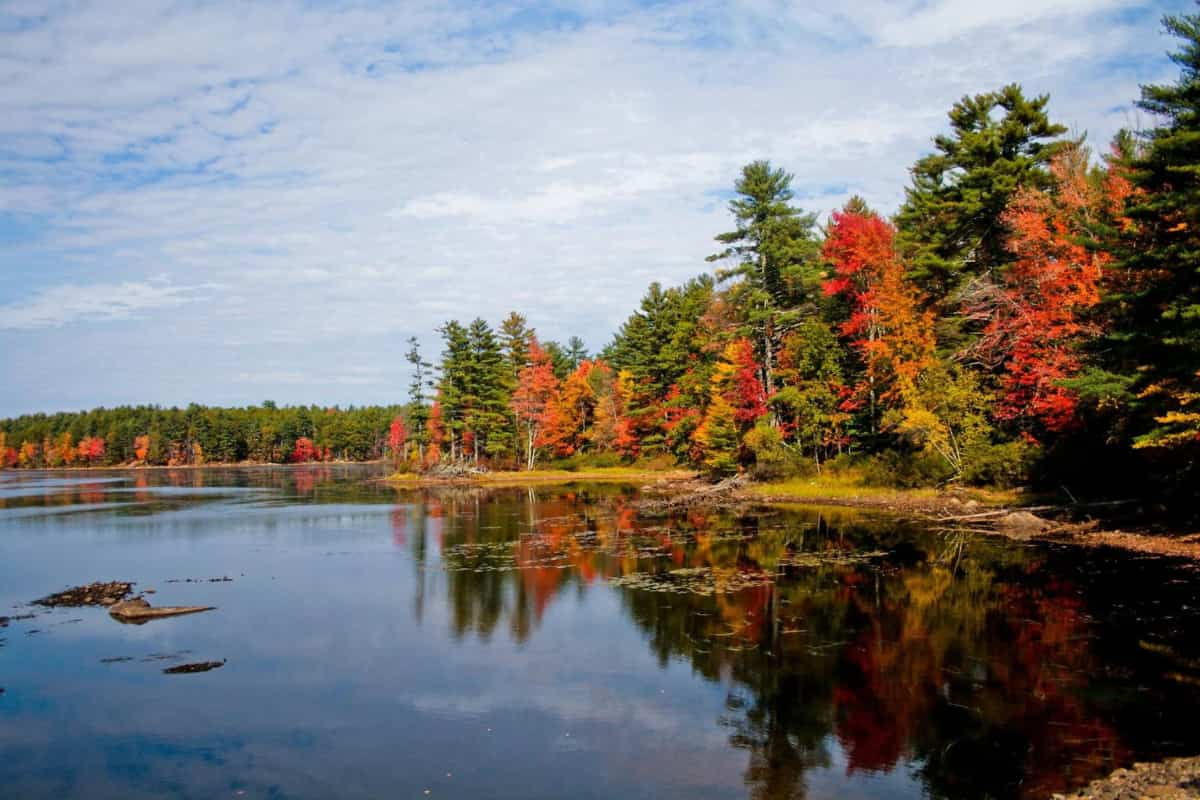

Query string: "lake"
[[2, 465, 1199, 799]]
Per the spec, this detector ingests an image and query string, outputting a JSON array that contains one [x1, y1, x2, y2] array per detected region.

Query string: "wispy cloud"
[[0, 279, 210, 330]]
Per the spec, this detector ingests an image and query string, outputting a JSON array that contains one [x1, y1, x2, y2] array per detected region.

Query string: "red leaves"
[[77, 436, 106, 465], [387, 417, 407, 460], [291, 436, 317, 463], [726, 339, 768, 424], [978, 147, 1117, 433], [512, 340, 562, 468], [822, 210, 937, 407]]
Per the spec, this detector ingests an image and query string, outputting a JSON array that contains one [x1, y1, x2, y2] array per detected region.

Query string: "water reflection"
[[2, 468, 1199, 799]]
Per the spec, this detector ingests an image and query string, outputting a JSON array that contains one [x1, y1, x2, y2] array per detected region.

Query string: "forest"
[[3, 12, 1199, 508]]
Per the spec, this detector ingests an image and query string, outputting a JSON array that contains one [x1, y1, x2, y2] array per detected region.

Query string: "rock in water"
[[996, 511, 1050, 539], [34, 581, 134, 607], [108, 597, 215, 623], [163, 660, 225, 674]]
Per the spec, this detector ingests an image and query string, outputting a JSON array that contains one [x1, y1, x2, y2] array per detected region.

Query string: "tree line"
[[3, 11, 1198, 504]]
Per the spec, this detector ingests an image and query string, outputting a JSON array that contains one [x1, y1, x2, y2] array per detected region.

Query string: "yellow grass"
[[752, 469, 1018, 506]]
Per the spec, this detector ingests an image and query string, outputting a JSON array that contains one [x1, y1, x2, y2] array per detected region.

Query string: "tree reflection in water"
[[389, 485, 1200, 800]]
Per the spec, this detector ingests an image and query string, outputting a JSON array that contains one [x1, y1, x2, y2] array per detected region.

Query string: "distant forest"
[[4, 12, 1199, 505]]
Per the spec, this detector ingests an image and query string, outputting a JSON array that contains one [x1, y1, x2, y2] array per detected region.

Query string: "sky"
[[0, 0, 1187, 417]]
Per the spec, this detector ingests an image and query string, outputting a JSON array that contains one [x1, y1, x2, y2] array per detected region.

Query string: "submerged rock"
[[163, 660, 225, 674], [34, 581, 134, 607], [108, 597, 215, 624]]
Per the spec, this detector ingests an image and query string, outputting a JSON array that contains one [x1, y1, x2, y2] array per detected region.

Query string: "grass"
[[752, 469, 1019, 507]]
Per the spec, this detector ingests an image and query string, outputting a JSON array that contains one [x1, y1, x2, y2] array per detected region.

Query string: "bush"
[[833, 450, 954, 488], [743, 421, 812, 481], [961, 441, 1039, 488], [547, 451, 627, 471]]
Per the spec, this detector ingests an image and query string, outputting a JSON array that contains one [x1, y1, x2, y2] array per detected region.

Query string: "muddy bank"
[[1053, 755, 1200, 799]]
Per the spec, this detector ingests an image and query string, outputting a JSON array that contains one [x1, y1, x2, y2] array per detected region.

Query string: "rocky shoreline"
[[1053, 756, 1200, 799]]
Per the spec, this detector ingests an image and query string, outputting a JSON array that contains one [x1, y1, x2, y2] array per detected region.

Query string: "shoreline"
[[384, 467, 699, 487], [13, 462, 1197, 562]]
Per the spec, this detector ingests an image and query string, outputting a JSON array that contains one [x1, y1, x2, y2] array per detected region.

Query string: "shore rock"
[[997, 511, 1051, 539], [108, 597, 215, 623], [1053, 756, 1200, 799]]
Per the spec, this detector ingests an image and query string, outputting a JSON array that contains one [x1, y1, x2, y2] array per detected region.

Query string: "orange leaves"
[[715, 339, 768, 424], [387, 416, 408, 461], [980, 146, 1118, 433], [77, 436, 106, 465], [133, 435, 150, 462], [822, 209, 937, 409], [512, 340, 562, 469]]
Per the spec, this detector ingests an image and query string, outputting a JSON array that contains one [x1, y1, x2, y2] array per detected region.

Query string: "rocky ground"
[[1054, 757, 1200, 799]]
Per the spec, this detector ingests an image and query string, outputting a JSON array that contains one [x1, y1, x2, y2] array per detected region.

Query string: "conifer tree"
[[708, 160, 821, 395], [1110, 12, 1200, 474], [896, 85, 1068, 302]]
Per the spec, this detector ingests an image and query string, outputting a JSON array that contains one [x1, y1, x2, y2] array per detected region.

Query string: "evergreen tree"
[[708, 160, 820, 395], [464, 318, 512, 462], [499, 312, 535, 382], [896, 84, 1068, 301], [405, 336, 433, 459], [437, 320, 472, 460], [566, 336, 589, 368], [1109, 12, 1200, 480]]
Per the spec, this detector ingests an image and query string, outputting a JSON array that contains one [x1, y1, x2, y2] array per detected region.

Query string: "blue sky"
[[0, 0, 1186, 417]]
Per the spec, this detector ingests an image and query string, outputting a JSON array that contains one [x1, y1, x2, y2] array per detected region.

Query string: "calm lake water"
[[3, 465, 1200, 799]]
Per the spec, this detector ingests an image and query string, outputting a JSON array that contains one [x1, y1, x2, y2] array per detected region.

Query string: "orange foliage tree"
[[511, 340, 561, 470], [974, 145, 1125, 433]]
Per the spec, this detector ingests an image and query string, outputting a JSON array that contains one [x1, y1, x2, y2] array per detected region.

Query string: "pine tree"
[[464, 318, 512, 462], [405, 336, 433, 459], [1111, 12, 1200, 474], [708, 160, 821, 396], [566, 336, 589, 369], [896, 84, 1068, 303], [437, 320, 472, 460]]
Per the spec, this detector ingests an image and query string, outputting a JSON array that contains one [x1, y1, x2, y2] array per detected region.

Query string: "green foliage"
[[1103, 11, 1200, 472], [831, 451, 954, 489], [743, 420, 810, 481], [959, 441, 1039, 488], [0, 403, 403, 467], [707, 160, 822, 394], [896, 83, 1068, 301]]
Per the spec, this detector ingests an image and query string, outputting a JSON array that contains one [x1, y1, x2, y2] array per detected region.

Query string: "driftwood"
[[636, 476, 749, 513], [108, 597, 215, 624]]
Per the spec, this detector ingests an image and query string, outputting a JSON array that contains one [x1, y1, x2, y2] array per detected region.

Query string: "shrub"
[[961, 441, 1039, 488]]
